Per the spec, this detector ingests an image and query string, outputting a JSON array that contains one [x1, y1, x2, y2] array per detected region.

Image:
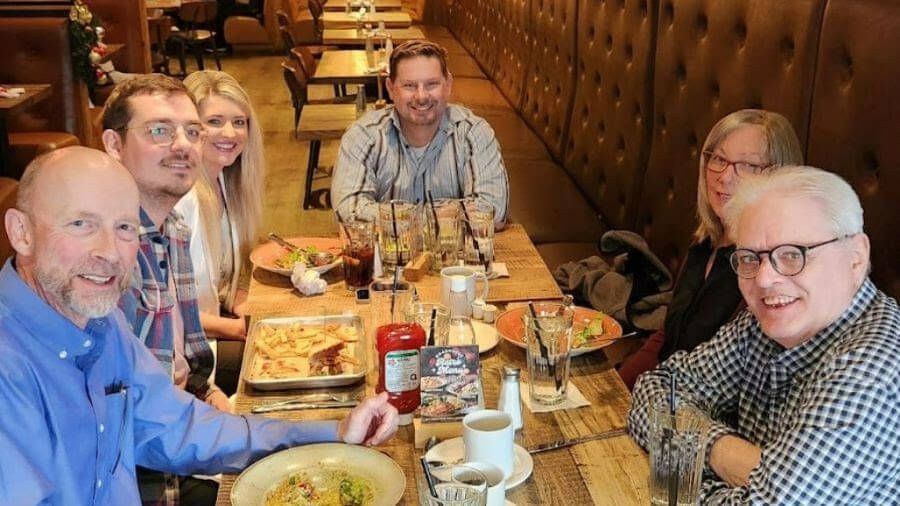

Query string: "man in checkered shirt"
[[628, 165, 899, 504]]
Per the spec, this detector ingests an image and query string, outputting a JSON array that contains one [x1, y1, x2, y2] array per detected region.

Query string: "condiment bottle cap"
[[503, 366, 520, 377]]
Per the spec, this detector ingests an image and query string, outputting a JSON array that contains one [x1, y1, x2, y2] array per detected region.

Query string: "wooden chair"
[[170, 0, 222, 75], [290, 46, 343, 97], [148, 15, 174, 75]]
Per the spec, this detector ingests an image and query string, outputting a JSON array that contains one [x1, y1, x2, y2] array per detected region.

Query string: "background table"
[[214, 226, 648, 505], [324, 0, 404, 11], [322, 27, 426, 46], [0, 84, 51, 179], [310, 50, 386, 86], [321, 11, 412, 29]]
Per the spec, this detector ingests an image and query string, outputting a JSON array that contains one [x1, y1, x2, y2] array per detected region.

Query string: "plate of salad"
[[250, 237, 343, 277], [495, 305, 623, 356]]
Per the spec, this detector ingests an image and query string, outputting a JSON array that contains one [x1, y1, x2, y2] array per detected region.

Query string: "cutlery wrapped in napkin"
[[291, 263, 327, 295]]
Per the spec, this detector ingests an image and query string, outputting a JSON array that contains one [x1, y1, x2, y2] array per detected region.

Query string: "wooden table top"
[[311, 50, 386, 85], [146, 0, 180, 9], [0, 84, 51, 117], [321, 11, 413, 29], [214, 227, 648, 506], [99, 43, 125, 64], [322, 27, 426, 45], [324, 0, 404, 11], [296, 103, 369, 141]]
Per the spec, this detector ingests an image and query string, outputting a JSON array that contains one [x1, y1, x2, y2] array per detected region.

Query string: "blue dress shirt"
[[0, 260, 339, 505]]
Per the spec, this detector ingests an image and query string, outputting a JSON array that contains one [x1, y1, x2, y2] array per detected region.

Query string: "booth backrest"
[[448, 0, 900, 298], [87, 0, 151, 74], [0, 17, 91, 141]]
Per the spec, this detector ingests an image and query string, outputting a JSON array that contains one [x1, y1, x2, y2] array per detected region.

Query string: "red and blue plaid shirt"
[[118, 208, 217, 506]]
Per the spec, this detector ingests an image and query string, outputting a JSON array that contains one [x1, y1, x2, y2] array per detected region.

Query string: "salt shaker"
[[498, 366, 523, 431]]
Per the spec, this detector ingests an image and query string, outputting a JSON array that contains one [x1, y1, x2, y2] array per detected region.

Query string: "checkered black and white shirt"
[[628, 278, 900, 504], [331, 104, 509, 227]]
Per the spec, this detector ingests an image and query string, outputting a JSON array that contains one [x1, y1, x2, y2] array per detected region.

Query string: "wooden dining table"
[[0, 84, 51, 179], [145, 0, 180, 9], [324, 0, 404, 11], [321, 11, 413, 29], [310, 49, 387, 86], [214, 225, 649, 505], [322, 27, 427, 46]]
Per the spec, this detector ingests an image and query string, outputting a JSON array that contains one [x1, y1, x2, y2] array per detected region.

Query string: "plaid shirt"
[[628, 278, 900, 505], [118, 208, 217, 506], [331, 104, 509, 227]]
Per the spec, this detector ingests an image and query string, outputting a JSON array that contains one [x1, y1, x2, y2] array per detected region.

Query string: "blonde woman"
[[619, 109, 803, 389], [176, 70, 264, 395]]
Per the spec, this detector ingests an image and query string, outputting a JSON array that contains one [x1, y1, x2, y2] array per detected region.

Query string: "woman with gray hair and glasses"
[[618, 109, 803, 389]]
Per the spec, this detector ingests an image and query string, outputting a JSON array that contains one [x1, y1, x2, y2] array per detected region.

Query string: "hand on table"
[[206, 389, 234, 413], [337, 392, 398, 446]]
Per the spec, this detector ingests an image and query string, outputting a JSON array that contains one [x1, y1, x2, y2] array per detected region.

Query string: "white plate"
[[231, 443, 405, 506], [249, 237, 343, 277], [472, 321, 500, 354], [425, 437, 533, 490]]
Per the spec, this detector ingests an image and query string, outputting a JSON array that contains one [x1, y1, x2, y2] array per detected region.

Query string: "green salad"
[[573, 315, 605, 348]]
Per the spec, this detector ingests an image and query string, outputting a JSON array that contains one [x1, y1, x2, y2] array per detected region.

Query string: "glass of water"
[[648, 397, 709, 506], [524, 302, 574, 405], [377, 199, 417, 276], [423, 199, 463, 274], [405, 302, 450, 346], [418, 464, 488, 506], [459, 199, 495, 273]]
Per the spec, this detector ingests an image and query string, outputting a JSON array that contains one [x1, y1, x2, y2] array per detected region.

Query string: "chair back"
[[279, 25, 297, 52], [281, 60, 308, 105], [292, 46, 317, 79], [307, 0, 323, 20], [275, 8, 290, 28], [148, 15, 173, 46], [180, 0, 217, 27]]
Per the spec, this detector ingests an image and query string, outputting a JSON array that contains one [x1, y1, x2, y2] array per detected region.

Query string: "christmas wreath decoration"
[[68, 0, 110, 95]]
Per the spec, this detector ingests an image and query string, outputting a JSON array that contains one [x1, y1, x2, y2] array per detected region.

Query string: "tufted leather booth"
[[438, 0, 900, 299], [0, 17, 86, 178]]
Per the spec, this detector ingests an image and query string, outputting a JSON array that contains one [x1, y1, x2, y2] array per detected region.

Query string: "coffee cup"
[[463, 461, 506, 506], [440, 266, 489, 316], [463, 409, 514, 479]]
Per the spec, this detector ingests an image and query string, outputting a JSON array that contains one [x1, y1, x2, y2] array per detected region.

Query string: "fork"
[[264, 391, 359, 407]]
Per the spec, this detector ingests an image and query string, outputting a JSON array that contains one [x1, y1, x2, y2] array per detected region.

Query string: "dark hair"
[[389, 40, 450, 79], [101, 73, 196, 131]]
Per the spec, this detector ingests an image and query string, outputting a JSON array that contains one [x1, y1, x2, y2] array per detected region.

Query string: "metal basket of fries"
[[242, 314, 367, 390]]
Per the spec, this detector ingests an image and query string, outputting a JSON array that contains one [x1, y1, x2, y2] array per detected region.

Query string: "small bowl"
[[310, 251, 335, 267]]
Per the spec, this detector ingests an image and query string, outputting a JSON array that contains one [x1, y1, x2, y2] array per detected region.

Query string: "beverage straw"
[[390, 266, 399, 322], [426, 190, 440, 241], [428, 307, 437, 346], [528, 302, 560, 391], [667, 374, 678, 506], [390, 200, 401, 264], [458, 201, 485, 267], [335, 212, 353, 246], [419, 456, 438, 498]]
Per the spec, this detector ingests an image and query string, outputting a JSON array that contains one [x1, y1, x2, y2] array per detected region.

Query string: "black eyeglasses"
[[729, 236, 851, 278], [703, 151, 770, 178]]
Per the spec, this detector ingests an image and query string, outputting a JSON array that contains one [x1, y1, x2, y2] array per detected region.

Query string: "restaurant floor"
[[205, 50, 343, 239]]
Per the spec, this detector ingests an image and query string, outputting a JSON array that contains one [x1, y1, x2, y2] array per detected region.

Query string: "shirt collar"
[[0, 259, 110, 360], [389, 106, 455, 145], [139, 206, 187, 243]]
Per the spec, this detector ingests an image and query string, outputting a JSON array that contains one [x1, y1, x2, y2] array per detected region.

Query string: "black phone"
[[355, 288, 370, 304]]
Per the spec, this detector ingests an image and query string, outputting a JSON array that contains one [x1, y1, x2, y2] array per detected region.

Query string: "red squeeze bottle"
[[376, 322, 426, 425]]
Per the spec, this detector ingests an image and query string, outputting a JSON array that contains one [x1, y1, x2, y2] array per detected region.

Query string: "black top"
[[658, 239, 744, 361]]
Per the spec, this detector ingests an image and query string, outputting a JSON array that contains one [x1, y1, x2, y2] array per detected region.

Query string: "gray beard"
[[33, 262, 126, 320]]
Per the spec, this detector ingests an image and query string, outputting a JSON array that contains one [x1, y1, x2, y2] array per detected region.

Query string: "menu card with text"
[[419, 345, 481, 420]]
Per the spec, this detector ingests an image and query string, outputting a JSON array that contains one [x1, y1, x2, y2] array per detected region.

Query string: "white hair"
[[724, 165, 864, 242]]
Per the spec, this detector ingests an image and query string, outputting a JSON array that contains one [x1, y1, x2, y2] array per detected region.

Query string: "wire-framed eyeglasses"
[[703, 151, 770, 178], [118, 121, 204, 146], [729, 236, 851, 278]]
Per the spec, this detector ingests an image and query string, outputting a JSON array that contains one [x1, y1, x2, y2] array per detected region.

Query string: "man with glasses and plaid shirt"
[[628, 166, 899, 504]]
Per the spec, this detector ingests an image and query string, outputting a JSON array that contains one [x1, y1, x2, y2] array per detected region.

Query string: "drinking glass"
[[370, 279, 414, 330], [447, 316, 477, 346], [524, 302, 574, 405], [648, 398, 709, 506], [405, 302, 450, 346], [377, 200, 418, 275], [459, 200, 495, 273], [340, 219, 376, 291], [418, 464, 488, 506], [423, 199, 463, 274]]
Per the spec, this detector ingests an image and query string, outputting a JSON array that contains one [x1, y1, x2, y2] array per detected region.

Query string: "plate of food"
[[495, 305, 623, 356], [244, 314, 367, 390], [445, 377, 480, 398], [250, 236, 343, 277], [420, 376, 449, 391], [231, 443, 405, 506], [419, 394, 467, 417]]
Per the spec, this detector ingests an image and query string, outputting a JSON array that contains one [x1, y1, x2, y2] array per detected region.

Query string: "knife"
[[268, 232, 299, 252], [527, 427, 629, 454], [251, 400, 358, 414]]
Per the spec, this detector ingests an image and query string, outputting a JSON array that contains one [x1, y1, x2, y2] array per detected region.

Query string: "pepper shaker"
[[498, 366, 523, 431]]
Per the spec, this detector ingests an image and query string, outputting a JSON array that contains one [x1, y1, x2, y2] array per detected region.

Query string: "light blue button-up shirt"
[[0, 260, 339, 505]]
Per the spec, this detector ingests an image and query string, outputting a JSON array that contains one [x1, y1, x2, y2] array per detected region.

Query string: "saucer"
[[472, 320, 500, 354], [425, 437, 533, 489]]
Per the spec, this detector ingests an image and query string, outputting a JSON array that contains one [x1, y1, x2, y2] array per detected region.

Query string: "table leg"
[[0, 117, 15, 179], [303, 139, 321, 210]]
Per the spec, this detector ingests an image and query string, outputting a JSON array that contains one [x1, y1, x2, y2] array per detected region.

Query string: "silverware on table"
[[250, 400, 359, 414], [268, 232, 299, 252], [527, 427, 629, 454]]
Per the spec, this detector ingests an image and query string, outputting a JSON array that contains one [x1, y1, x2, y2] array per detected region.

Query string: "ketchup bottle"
[[376, 322, 426, 425]]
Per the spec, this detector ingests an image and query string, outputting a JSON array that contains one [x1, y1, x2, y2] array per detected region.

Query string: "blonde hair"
[[695, 109, 803, 245], [183, 70, 264, 283]]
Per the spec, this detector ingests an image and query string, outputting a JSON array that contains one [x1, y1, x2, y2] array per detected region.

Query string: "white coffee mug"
[[463, 409, 514, 479], [463, 461, 506, 506], [440, 266, 489, 316]]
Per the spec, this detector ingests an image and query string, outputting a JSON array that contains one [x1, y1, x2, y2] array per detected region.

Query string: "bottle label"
[[384, 349, 420, 392]]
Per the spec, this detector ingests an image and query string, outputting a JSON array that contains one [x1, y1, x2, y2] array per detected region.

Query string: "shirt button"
[[58, 350, 68, 359], [159, 260, 168, 269], [99, 424, 105, 433], [83, 339, 92, 348], [96, 479, 103, 489]]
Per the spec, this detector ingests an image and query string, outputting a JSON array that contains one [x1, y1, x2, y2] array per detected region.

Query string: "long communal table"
[[322, 27, 427, 46], [214, 225, 649, 505], [321, 11, 412, 29]]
